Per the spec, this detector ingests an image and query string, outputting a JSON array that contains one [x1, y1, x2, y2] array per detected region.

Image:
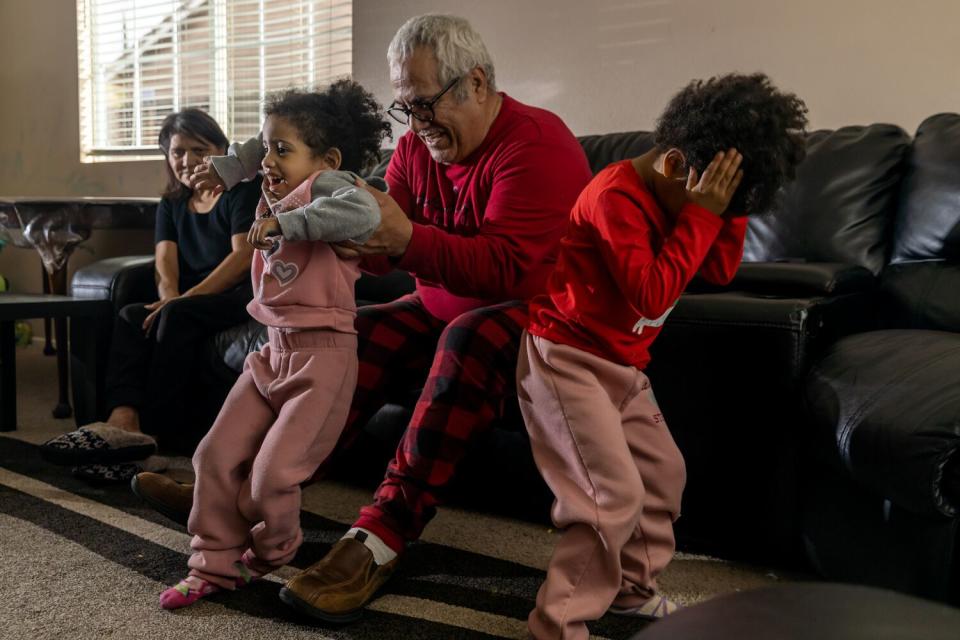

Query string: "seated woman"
[[41, 108, 261, 482]]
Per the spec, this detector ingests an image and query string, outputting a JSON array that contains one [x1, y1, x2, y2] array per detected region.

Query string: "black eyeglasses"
[[387, 76, 462, 125]]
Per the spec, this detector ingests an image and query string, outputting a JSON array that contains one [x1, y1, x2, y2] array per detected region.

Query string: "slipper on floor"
[[72, 462, 142, 485], [72, 455, 170, 485], [40, 422, 157, 466]]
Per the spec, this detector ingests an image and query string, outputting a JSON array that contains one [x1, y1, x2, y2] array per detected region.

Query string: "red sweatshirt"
[[528, 160, 748, 369], [370, 94, 592, 322]]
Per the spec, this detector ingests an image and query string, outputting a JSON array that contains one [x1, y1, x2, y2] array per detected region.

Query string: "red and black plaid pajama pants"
[[337, 292, 528, 551]]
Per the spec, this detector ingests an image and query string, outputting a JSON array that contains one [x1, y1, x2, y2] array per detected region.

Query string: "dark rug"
[[0, 435, 650, 639]]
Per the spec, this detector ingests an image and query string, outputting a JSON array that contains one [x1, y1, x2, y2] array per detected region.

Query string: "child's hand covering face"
[[684, 149, 743, 216]]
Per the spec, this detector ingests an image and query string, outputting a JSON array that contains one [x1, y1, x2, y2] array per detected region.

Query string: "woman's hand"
[[189, 158, 226, 195], [685, 148, 744, 216], [142, 296, 178, 333], [157, 283, 179, 303], [248, 217, 281, 250]]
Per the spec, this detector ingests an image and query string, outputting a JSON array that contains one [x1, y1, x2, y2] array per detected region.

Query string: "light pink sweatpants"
[[187, 327, 357, 588], [517, 333, 686, 640]]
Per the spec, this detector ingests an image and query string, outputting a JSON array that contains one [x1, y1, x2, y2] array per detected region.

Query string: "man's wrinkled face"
[[391, 47, 487, 164]]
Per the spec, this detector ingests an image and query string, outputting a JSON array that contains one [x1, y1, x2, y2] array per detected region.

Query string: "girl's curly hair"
[[653, 73, 808, 214], [264, 79, 392, 174]]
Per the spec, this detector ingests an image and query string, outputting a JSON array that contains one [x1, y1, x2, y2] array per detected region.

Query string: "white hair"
[[387, 14, 496, 100]]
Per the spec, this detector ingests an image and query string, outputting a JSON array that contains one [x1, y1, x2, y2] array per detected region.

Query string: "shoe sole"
[[129, 475, 190, 527], [278, 587, 364, 624], [41, 443, 156, 467]]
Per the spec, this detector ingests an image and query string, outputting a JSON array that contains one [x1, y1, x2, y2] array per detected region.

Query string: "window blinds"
[[77, 0, 352, 161]]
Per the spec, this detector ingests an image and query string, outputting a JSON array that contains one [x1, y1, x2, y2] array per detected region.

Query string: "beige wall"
[[0, 0, 957, 296], [353, 0, 960, 138]]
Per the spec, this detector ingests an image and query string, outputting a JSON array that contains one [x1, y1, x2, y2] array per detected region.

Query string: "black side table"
[[0, 197, 157, 418], [0, 294, 111, 431], [632, 582, 960, 639]]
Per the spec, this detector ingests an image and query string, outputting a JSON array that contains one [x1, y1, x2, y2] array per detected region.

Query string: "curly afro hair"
[[264, 79, 392, 174], [653, 73, 808, 214]]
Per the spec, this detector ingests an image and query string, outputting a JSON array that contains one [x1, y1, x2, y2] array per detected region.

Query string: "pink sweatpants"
[[187, 327, 357, 588], [517, 333, 686, 640]]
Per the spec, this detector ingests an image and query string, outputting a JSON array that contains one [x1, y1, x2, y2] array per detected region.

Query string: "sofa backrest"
[[742, 125, 911, 275], [890, 113, 960, 264], [879, 113, 960, 331], [576, 131, 656, 175], [369, 125, 917, 278]]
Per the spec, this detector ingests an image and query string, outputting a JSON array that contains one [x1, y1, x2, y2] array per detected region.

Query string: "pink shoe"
[[160, 577, 220, 610], [237, 550, 262, 586], [160, 554, 262, 610]]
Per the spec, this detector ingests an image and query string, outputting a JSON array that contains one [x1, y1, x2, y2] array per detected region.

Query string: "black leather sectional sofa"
[[70, 113, 960, 603]]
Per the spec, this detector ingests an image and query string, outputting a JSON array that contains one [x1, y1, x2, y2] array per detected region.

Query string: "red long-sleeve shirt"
[[368, 94, 592, 322], [528, 160, 748, 369]]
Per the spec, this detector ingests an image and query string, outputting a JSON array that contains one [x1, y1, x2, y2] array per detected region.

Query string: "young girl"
[[160, 80, 391, 609], [517, 74, 807, 639]]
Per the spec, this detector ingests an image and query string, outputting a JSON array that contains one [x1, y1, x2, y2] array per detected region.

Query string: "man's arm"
[[399, 141, 587, 299], [343, 137, 590, 299]]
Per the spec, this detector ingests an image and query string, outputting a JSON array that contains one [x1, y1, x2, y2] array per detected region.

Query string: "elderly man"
[[135, 13, 591, 621]]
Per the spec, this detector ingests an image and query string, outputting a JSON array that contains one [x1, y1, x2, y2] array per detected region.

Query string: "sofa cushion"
[[891, 113, 960, 264], [805, 330, 960, 519], [743, 125, 910, 274]]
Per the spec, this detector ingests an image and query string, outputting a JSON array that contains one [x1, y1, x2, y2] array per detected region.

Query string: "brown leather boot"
[[279, 537, 399, 622], [130, 472, 193, 526]]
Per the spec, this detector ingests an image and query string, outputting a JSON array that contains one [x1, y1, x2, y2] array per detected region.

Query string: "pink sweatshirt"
[[246, 170, 380, 333]]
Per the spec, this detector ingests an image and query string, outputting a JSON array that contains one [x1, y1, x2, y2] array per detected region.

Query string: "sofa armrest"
[[662, 289, 878, 378], [689, 262, 877, 297], [70, 256, 156, 314], [805, 329, 960, 519], [644, 289, 878, 562]]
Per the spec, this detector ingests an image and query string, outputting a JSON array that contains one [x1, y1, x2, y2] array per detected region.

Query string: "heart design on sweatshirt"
[[270, 260, 299, 286]]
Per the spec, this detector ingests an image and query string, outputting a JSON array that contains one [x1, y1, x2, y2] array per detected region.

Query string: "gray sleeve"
[[208, 132, 264, 190], [275, 171, 381, 243]]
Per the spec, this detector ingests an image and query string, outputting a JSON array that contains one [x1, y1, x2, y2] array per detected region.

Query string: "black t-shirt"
[[154, 177, 261, 293]]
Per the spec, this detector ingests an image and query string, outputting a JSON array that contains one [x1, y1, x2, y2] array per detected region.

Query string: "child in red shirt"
[[519, 73, 808, 640]]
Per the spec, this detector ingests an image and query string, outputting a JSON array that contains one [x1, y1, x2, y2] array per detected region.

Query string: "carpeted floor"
[[0, 344, 800, 639]]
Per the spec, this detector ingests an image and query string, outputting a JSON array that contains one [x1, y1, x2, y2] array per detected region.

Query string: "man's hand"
[[248, 217, 281, 250], [189, 158, 226, 195], [331, 179, 413, 259], [685, 148, 744, 216]]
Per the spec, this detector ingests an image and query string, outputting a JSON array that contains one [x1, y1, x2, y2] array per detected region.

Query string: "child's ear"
[[660, 148, 688, 180], [323, 147, 342, 170]]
